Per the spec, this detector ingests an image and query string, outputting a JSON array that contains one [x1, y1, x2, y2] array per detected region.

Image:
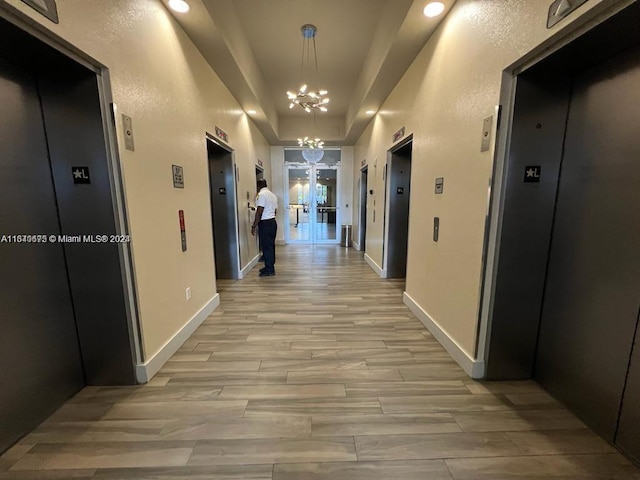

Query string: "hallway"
[[1, 245, 638, 479]]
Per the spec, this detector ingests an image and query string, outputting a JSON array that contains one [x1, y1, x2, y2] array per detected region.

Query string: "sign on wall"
[[392, 127, 405, 143], [172, 165, 184, 188], [215, 126, 229, 144], [21, 0, 58, 23]]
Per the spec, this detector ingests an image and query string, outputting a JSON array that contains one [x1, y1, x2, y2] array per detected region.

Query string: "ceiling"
[[167, 0, 455, 145]]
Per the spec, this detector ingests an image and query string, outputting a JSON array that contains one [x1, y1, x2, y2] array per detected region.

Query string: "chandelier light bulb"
[[298, 136, 326, 164]]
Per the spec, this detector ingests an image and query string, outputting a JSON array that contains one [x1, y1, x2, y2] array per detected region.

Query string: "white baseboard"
[[240, 254, 260, 279], [136, 294, 220, 383], [352, 240, 361, 251], [364, 253, 387, 278], [403, 291, 485, 379]]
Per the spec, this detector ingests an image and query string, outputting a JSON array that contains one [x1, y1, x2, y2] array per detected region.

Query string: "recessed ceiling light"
[[424, 2, 445, 17], [365, 110, 376, 115], [168, 0, 190, 13], [247, 110, 257, 115]]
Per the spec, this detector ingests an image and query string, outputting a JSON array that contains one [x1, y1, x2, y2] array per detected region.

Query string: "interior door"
[[534, 46, 640, 442], [287, 166, 311, 242], [208, 139, 240, 279], [360, 167, 368, 251], [0, 59, 84, 453], [386, 142, 412, 278]]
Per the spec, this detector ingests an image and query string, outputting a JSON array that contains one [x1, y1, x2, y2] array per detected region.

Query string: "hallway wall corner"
[[403, 291, 484, 379], [135, 294, 220, 383]]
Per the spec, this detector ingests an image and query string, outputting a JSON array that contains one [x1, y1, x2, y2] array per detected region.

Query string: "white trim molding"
[[352, 240, 361, 251], [135, 294, 220, 383], [240, 254, 261, 279], [364, 253, 387, 278], [403, 292, 485, 379]]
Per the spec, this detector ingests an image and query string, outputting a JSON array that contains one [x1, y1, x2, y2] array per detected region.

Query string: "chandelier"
[[286, 24, 330, 113], [298, 136, 325, 163]]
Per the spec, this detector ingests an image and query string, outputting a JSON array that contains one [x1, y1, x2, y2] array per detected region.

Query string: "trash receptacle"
[[340, 224, 352, 247]]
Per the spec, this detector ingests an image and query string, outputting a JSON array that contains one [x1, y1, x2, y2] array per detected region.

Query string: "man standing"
[[251, 179, 278, 277]]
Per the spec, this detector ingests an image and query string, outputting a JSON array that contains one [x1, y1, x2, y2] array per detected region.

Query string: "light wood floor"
[[2, 245, 639, 479]]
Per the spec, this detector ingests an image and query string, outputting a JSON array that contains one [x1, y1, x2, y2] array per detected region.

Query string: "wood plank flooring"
[[2, 245, 639, 479]]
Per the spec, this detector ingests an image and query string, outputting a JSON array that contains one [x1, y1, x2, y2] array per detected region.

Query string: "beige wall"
[[354, 0, 609, 359], [3, 0, 270, 362]]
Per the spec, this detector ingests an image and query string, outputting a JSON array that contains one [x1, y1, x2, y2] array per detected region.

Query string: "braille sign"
[[524, 165, 541, 183], [72, 166, 90, 184], [172, 165, 184, 188]]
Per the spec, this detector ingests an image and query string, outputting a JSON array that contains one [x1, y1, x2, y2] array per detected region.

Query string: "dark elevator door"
[[386, 143, 412, 278], [207, 140, 239, 279], [535, 46, 640, 443], [0, 61, 85, 452]]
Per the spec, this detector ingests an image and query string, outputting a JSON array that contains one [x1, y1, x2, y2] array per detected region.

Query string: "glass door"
[[287, 166, 311, 242], [314, 165, 339, 242], [286, 163, 340, 244]]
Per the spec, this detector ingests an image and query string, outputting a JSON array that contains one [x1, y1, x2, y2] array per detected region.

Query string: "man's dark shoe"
[[259, 271, 275, 277]]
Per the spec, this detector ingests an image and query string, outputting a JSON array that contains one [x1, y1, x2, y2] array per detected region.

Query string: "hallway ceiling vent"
[[286, 24, 330, 114]]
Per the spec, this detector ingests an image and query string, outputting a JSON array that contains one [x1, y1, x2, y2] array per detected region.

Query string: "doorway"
[[207, 137, 240, 279], [484, 2, 640, 463], [286, 163, 340, 244], [0, 17, 137, 453], [385, 138, 413, 278], [358, 166, 368, 252]]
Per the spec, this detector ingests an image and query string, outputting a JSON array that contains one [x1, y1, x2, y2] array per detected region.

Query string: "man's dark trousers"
[[259, 218, 277, 274]]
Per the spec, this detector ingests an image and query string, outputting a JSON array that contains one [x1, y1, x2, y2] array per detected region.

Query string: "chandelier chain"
[[287, 24, 329, 114]]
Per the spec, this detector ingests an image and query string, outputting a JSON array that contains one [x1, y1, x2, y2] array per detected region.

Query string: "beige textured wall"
[[354, 0, 607, 357], [4, 0, 270, 360]]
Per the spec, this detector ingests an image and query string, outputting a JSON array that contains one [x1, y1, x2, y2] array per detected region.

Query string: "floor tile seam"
[[442, 451, 632, 462]]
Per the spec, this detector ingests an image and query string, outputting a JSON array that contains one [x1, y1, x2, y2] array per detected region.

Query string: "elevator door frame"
[[382, 136, 413, 279], [477, 2, 640, 460], [206, 135, 241, 280], [476, 0, 640, 378], [0, 5, 143, 370]]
